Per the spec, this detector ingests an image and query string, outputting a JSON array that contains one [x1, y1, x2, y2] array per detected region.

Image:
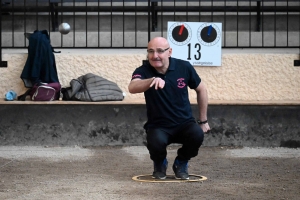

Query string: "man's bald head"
[[148, 37, 170, 48]]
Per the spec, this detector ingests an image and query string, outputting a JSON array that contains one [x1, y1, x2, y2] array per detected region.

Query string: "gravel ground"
[[0, 145, 299, 200]]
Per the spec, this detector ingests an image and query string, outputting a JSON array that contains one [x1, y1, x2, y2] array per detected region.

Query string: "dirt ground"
[[0, 145, 299, 200]]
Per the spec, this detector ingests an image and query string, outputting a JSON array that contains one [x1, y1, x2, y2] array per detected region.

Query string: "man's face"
[[147, 40, 172, 69]]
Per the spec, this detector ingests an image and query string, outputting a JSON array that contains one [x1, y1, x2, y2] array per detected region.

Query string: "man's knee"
[[146, 129, 169, 161], [196, 129, 204, 144], [146, 129, 168, 149], [188, 124, 204, 146]]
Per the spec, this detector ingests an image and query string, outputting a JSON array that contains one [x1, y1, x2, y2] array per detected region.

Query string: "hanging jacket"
[[20, 30, 59, 88]]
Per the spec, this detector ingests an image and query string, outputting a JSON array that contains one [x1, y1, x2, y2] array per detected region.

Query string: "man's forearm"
[[196, 84, 208, 121], [197, 94, 208, 121], [128, 77, 155, 94]]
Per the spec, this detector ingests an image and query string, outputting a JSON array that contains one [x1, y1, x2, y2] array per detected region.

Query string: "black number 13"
[[187, 43, 201, 60]]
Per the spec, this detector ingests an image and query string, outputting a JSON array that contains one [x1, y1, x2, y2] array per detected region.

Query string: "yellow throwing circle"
[[132, 174, 207, 183]]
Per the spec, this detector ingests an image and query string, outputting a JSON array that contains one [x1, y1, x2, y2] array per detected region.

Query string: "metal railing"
[[0, 0, 300, 49]]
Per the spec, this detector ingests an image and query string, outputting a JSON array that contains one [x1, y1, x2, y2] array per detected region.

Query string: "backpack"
[[61, 73, 124, 102], [18, 82, 61, 101]]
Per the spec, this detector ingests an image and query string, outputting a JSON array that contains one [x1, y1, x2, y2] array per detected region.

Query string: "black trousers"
[[146, 122, 204, 162]]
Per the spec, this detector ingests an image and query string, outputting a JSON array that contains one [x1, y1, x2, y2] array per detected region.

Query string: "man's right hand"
[[150, 77, 165, 90], [129, 77, 165, 94]]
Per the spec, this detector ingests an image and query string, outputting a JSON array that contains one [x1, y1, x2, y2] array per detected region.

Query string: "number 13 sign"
[[167, 21, 222, 66]]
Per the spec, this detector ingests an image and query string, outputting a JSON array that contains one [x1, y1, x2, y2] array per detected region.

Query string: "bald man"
[[128, 37, 210, 180]]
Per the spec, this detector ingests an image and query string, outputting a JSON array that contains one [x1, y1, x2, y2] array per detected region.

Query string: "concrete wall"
[[0, 104, 299, 147], [1, 48, 299, 102]]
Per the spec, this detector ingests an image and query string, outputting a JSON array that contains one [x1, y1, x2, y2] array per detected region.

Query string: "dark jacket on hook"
[[20, 30, 59, 88]]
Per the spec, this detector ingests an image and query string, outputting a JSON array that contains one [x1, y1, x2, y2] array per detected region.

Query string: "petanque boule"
[[59, 23, 71, 34]]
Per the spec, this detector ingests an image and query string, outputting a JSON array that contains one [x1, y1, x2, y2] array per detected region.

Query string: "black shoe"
[[172, 158, 189, 180], [152, 158, 168, 179]]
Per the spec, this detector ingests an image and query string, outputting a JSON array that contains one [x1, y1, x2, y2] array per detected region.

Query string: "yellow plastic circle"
[[132, 174, 207, 183]]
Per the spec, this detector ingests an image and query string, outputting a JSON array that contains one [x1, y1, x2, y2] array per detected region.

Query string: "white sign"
[[167, 21, 222, 66]]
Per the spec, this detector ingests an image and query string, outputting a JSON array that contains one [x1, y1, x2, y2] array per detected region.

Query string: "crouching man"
[[128, 37, 210, 180]]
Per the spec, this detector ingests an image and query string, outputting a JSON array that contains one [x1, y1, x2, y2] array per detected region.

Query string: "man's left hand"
[[200, 123, 211, 133]]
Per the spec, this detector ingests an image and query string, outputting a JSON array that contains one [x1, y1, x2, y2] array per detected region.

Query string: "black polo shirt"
[[131, 57, 201, 129]]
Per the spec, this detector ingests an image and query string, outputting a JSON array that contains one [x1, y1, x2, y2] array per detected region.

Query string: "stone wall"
[[0, 104, 299, 147]]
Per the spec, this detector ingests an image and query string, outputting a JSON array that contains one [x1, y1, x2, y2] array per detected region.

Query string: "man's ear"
[[168, 48, 172, 57]]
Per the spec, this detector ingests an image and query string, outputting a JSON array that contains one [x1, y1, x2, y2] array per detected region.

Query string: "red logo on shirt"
[[177, 78, 186, 88], [132, 74, 142, 79]]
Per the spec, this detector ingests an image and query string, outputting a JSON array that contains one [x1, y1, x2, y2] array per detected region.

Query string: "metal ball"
[[59, 23, 71, 35]]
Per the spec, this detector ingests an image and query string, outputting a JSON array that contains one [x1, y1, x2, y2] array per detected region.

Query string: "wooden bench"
[[1, 98, 300, 106]]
